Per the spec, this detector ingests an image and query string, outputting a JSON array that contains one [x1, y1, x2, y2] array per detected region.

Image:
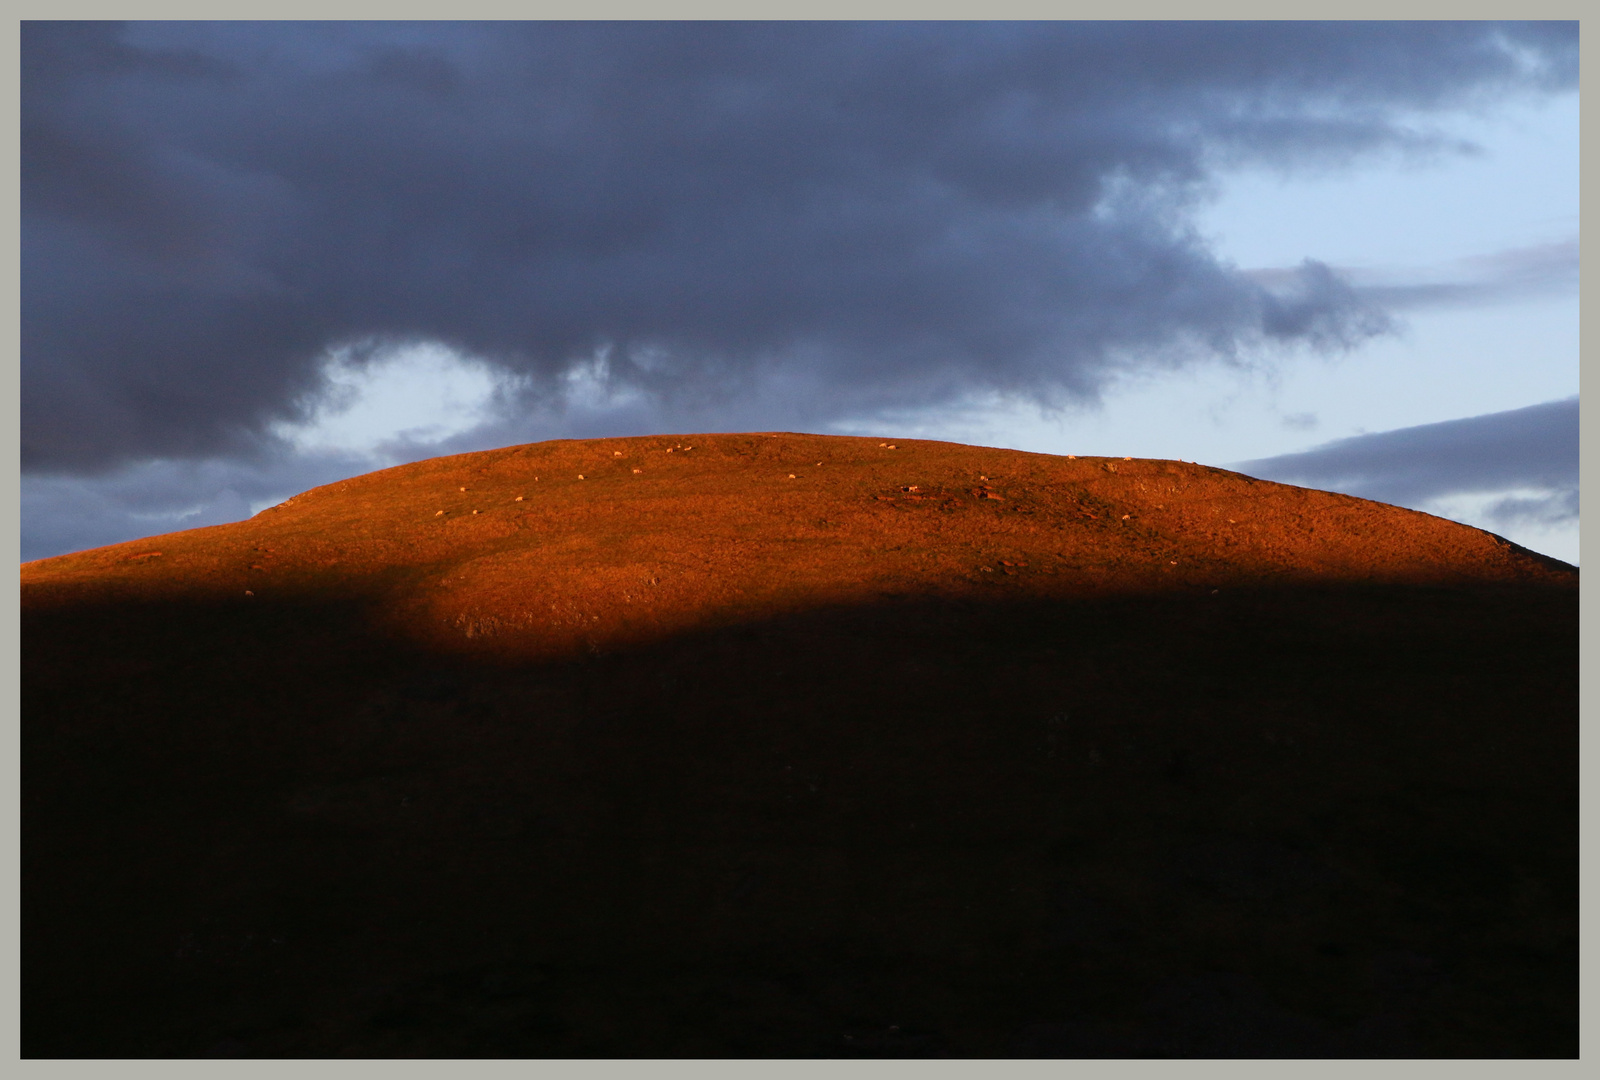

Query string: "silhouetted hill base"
[[23, 435, 1576, 1057]]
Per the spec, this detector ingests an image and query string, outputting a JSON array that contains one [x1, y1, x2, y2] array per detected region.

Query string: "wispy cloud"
[[21, 451, 376, 562], [1231, 396, 1578, 527], [1245, 238, 1578, 313]]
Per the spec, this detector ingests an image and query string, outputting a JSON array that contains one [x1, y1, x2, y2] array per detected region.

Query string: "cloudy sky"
[[21, 21, 1580, 564]]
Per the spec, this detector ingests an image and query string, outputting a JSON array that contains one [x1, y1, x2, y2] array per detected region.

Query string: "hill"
[[23, 433, 1577, 1057]]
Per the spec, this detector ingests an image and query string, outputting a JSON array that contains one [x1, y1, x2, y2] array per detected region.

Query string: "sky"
[[20, 20, 1580, 565]]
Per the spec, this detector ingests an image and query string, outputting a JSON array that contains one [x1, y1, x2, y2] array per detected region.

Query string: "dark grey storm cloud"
[[23, 21, 1578, 476], [1232, 396, 1579, 527]]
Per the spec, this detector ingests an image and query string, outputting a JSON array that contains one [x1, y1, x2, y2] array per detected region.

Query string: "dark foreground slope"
[[23, 433, 1577, 1057]]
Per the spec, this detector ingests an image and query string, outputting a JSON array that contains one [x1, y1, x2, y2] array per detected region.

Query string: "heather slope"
[[22, 434, 1577, 1058], [22, 432, 1572, 657]]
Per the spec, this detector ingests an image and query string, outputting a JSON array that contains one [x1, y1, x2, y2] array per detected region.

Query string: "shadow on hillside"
[[23, 580, 1577, 1057]]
